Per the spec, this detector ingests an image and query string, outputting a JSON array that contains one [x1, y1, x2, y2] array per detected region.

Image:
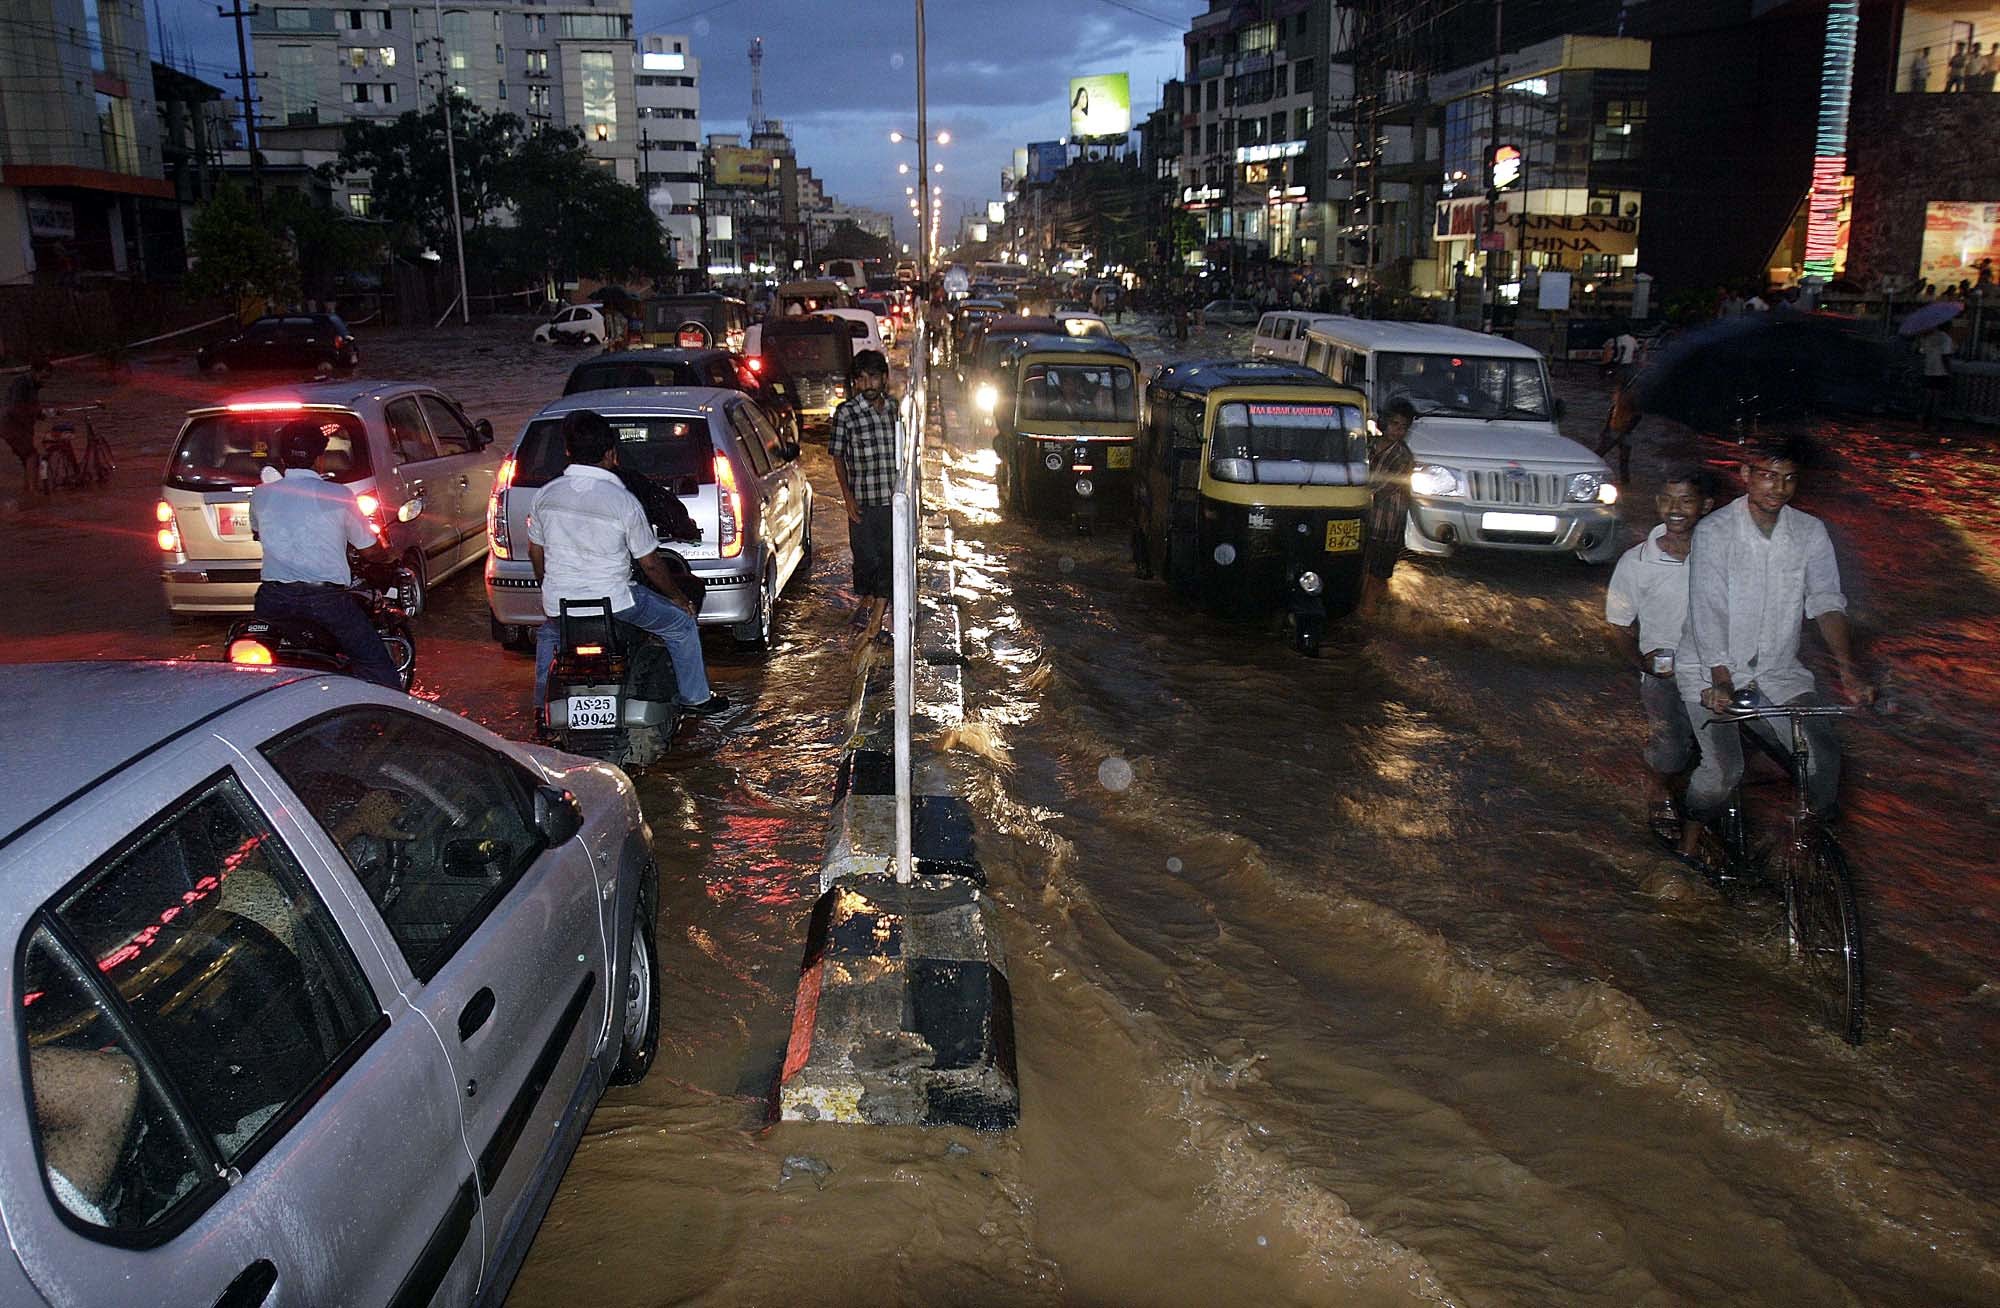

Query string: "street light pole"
[[432, 0, 471, 324], [1482, 0, 1503, 333], [915, 0, 931, 280]]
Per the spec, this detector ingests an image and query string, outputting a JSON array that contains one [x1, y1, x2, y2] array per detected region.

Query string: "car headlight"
[[1297, 570, 1323, 595], [1597, 482, 1619, 505], [1074, 477, 1095, 498], [1409, 464, 1465, 498], [1568, 471, 1605, 502], [975, 382, 997, 412]]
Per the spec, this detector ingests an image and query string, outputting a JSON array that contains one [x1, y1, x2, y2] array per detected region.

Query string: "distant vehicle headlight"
[[975, 383, 998, 412], [1409, 464, 1465, 498]]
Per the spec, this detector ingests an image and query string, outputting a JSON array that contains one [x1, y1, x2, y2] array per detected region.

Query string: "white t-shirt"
[[1676, 496, 1847, 705], [1605, 523, 1691, 655], [1919, 329, 1956, 377], [526, 463, 658, 616]]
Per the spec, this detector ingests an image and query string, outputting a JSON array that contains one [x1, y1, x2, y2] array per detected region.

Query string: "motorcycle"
[[224, 554, 420, 690], [541, 596, 684, 768]]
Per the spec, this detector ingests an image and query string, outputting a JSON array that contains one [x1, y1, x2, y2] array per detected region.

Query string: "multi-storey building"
[[1, 0, 177, 284], [634, 32, 700, 271], [248, 0, 639, 206]]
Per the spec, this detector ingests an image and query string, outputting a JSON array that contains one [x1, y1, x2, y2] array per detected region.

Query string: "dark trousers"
[[256, 583, 402, 689], [849, 503, 894, 600]]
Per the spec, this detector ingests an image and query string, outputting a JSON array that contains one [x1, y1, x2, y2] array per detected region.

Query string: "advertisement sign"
[[1068, 72, 1131, 138], [1492, 143, 1523, 190], [1434, 195, 1512, 241], [987, 201, 1007, 225], [1919, 200, 2000, 286], [711, 146, 774, 188], [1517, 214, 1638, 256], [1013, 146, 1029, 179], [1028, 140, 1067, 184], [969, 223, 989, 244], [1537, 270, 1572, 311], [25, 196, 74, 239]]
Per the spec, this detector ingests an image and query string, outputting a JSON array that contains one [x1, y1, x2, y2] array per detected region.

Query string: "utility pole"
[[915, 0, 931, 280], [697, 146, 712, 289], [1482, 0, 1504, 333], [217, 2, 263, 205], [430, 0, 471, 324]]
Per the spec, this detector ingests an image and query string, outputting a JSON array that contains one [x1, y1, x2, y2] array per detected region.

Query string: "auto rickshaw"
[[963, 314, 1059, 412], [1132, 359, 1373, 655], [993, 335, 1141, 529]]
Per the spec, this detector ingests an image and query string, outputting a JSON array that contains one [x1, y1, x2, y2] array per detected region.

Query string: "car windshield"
[[1017, 363, 1136, 423], [168, 411, 372, 489], [513, 416, 713, 490], [1376, 351, 1551, 420], [763, 329, 851, 376], [1212, 400, 1369, 482], [563, 360, 703, 395]]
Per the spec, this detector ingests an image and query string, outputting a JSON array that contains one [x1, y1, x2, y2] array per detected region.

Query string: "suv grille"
[[1466, 468, 1562, 507]]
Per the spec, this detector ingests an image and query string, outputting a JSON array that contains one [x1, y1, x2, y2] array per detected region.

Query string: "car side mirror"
[[475, 418, 495, 447], [443, 837, 507, 879], [397, 497, 424, 523], [533, 784, 584, 846]]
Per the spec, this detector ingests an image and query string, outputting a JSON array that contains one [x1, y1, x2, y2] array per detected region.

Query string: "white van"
[[1251, 311, 1340, 364], [812, 307, 886, 360], [1300, 319, 1621, 563], [822, 258, 868, 294]]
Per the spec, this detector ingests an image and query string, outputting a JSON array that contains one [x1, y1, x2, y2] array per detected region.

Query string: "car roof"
[[0, 662, 318, 847], [185, 379, 445, 415], [813, 307, 877, 321], [1005, 334, 1137, 361], [1301, 317, 1544, 359], [1149, 358, 1334, 395], [581, 348, 732, 367], [529, 386, 740, 420], [763, 317, 844, 335]]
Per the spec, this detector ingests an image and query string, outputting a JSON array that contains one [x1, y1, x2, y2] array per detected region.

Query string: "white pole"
[[433, 0, 472, 325]]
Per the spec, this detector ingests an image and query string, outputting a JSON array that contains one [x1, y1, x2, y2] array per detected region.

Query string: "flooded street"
[[8, 318, 1999, 1305]]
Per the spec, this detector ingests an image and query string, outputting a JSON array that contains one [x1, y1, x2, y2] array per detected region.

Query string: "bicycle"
[[38, 403, 111, 492], [1668, 689, 1865, 1044]]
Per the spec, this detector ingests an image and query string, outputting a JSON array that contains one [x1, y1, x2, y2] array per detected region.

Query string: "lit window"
[[581, 50, 616, 142]]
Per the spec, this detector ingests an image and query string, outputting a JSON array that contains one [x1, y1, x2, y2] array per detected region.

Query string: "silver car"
[[0, 662, 659, 1307], [485, 387, 814, 651], [159, 382, 504, 616]]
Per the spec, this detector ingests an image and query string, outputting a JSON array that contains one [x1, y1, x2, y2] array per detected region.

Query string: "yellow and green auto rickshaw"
[[992, 335, 1142, 529], [1133, 359, 1373, 655]]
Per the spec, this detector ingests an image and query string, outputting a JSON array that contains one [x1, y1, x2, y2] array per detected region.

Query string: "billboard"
[[1919, 200, 1992, 286], [987, 200, 1007, 225], [711, 146, 774, 188], [1013, 146, 1029, 179], [1028, 140, 1067, 184], [1069, 72, 1131, 138]]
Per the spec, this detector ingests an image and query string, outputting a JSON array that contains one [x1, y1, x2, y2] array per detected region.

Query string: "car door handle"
[[458, 987, 496, 1041], [211, 1260, 277, 1308], [408, 478, 426, 494]]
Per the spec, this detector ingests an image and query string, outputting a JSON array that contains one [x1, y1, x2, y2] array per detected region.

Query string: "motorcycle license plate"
[[215, 502, 251, 540], [1107, 446, 1132, 470], [567, 694, 619, 730], [1324, 519, 1361, 553]]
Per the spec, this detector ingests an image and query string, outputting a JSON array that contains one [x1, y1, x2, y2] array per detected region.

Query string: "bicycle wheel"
[[50, 446, 79, 491], [87, 438, 114, 484], [1781, 835, 1865, 1045]]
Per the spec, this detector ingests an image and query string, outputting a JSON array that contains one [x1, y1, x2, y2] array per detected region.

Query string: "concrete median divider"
[[777, 409, 1020, 1130]]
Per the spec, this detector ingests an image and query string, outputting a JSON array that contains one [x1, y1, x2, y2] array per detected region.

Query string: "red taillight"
[[488, 456, 515, 558], [155, 501, 182, 553], [713, 452, 743, 559], [744, 355, 764, 372], [225, 400, 303, 413], [354, 491, 385, 537], [227, 638, 275, 666], [332, 335, 348, 349]]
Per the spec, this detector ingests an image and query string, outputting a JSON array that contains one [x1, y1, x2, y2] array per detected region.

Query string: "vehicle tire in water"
[[383, 624, 417, 691], [610, 885, 661, 1085], [734, 569, 774, 649], [1784, 837, 1865, 1044], [399, 553, 427, 619]]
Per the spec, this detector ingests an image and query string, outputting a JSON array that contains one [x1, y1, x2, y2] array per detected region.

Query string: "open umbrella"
[[1635, 309, 1897, 432], [1897, 298, 1964, 337]]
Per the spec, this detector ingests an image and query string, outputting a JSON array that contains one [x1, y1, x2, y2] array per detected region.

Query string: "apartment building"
[[1, 0, 177, 284], [634, 33, 700, 270], [248, 0, 638, 198]]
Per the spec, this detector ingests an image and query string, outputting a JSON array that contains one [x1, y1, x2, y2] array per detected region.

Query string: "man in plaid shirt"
[[829, 349, 900, 636]]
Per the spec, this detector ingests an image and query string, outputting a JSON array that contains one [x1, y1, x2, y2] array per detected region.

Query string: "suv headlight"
[[974, 382, 998, 412], [1409, 464, 1465, 497], [1568, 471, 1609, 503]]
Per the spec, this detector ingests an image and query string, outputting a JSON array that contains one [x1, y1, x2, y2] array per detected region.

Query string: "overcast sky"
[[155, 0, 1206, 245]]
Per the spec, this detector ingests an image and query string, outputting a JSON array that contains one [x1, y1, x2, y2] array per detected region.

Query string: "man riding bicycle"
[[1674, 436, 1870, 863]]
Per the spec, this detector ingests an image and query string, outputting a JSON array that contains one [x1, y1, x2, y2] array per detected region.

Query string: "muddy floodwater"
[[8, 318, 1996, 1305]]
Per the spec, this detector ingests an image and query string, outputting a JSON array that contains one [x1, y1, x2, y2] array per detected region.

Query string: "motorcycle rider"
[[248, 418, 402, 689], [527, 409, 730, 719]]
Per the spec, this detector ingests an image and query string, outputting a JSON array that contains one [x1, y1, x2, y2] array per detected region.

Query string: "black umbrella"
[[1634, 309, 1898, 432]]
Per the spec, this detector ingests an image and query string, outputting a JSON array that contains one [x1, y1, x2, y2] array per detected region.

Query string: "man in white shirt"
[[1674, 438, 1868, 859], [527, 410, 728, 719], [249, 420, 401, 688], [1917, 324, 1955, 428], [1604, 467, 1713, 827]]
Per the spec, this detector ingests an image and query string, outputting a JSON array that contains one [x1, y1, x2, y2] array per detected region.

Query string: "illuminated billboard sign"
[[1068, 72, 1131, 138], [1492, 144, 1523, 190], [1028, 140, 1067, 183], [711, 147, 774, 188], [1920, 200, 2000, 285], [987, 201, 1007, 224]]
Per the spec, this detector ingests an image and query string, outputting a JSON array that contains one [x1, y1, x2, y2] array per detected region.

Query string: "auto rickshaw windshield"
[[1211, 400, 1369, 484], [1018, 364, 1136, 422]]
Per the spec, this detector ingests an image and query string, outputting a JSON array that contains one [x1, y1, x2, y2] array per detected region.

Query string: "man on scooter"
[[527, 409, 730, 719], [249, 419, 402, 689]]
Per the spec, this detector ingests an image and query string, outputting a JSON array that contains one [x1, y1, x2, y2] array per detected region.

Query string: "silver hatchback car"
[[0, 662, 659, 1307], [485, 387, 814, 651]]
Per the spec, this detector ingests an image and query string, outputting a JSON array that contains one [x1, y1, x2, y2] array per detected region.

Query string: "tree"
[[185, 183, 297, 318], [269, 190, 386, 302], [485, 123, 668, 289], [329, 94, 519, 256], [818, 220, 894, 263]]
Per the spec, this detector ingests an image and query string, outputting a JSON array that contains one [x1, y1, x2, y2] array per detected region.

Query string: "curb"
[[777, 417, 1019, 1130]]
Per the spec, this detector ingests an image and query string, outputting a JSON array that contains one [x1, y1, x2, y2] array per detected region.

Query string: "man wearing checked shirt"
[[828, 349, 900, 639]]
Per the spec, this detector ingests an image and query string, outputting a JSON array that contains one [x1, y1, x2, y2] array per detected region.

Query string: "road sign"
[[1477, 230, 1507, 252]]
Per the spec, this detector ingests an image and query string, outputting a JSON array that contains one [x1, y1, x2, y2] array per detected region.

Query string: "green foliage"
[[268, 190, 386, 301], [185, 183, 297, 317], [819, 220, 894, 263]]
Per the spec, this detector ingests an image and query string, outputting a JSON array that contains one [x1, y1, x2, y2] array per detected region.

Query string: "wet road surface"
[[6, 317, 1998, 1305]]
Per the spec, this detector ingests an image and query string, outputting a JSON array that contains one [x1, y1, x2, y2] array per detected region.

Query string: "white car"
[[812, 308, 886, 360], [532, 303, 607, 345], [1054, 311, 1112, 339]]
